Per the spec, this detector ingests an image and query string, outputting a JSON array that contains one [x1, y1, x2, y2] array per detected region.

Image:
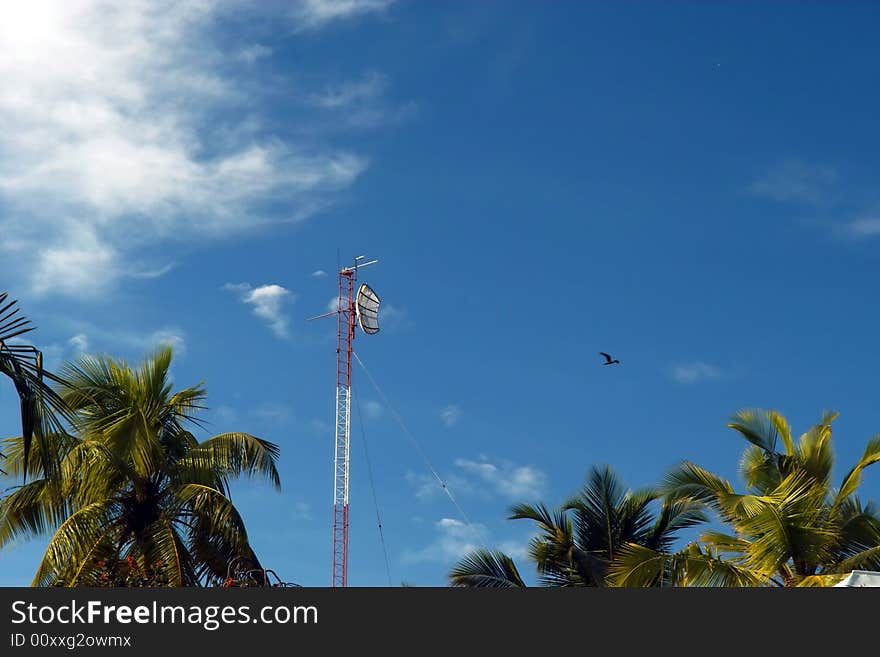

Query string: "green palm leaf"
[[450, 549, 526, 588], [2, 346, 281, 587]]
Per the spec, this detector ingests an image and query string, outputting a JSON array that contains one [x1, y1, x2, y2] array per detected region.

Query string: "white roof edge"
[[833, 570, 880, 587]]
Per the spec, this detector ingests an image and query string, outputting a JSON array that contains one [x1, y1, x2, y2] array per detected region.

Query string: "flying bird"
[[599, 352, 620, 366]]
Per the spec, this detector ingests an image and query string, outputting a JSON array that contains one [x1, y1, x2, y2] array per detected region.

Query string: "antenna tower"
[[308, 255, 380, 587]]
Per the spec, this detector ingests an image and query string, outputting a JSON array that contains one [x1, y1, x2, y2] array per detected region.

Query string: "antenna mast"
[[309, 255, 379, 587]]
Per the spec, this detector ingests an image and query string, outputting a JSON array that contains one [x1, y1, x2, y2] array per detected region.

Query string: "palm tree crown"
[[608, 409, 880, 586], [450, 465, 705, 587], [0, 346, 281, 586]]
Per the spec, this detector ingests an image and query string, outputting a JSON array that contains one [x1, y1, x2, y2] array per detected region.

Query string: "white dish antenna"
[[355, 283, 381, 335]]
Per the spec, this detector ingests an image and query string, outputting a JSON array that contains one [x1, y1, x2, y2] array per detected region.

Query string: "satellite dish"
[[355, 283, 381, 335]]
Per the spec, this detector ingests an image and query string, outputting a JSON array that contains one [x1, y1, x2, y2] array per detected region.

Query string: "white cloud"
[[671, 361, 721, 384], [292, 501, 312, 521], [237, 44, 272, 64], [68, 333, 89, 354], [0, 2, 369, 299], [496, 540, 530, 563], [380, 303, 411, 332], [148, 329, 186, 356], [440, 404, 461, 427], [308, 70, 416, 129], [310, 71, 386, 108], [363, 399, 383, 419], [405, 471, 475, 502], [226, 282, 294, 338], [326, 296, 342, 312], [748, 160, 837, 204], [129, 263, 175, 279], [292, 0, 396, 31], [246, 285, 293, 338], [407, 458, 546, 502], [35, 324, 185, 368], [401, 518, 532, 566], [28, 225, 118, 299], [842, 217, 880, 240], [400, 517, 486, 565], [312, 270, 328, 278], [454, 458, 546, 500]]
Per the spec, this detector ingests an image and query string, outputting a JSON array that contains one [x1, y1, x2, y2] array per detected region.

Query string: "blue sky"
[[2, 0, 880, 587]]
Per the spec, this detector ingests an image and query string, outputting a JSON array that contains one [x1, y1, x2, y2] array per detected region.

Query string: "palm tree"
[[0, 346, 281, 587], [608, 409, 880, 587], [449, 465, 706, 587], [0, 291, 71, 480]]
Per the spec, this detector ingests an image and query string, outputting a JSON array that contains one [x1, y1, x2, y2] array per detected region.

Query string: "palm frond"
[[796, 414, 836, 485], [564, 465, 627, 554], [32, 500, 115, 587], [179, 432, 281, 491], [606, 543, 668, 587], [834, 435, 880, 510], [796, 573, 848, 587], [671, 543, 769, 587], [835, 545, 880, 573], [643, 495, 707, 552], [739, 445, 781, 493], [661, 462, 736, 513], [449, 549, 526, 587], [138, 519, 198, 587], [728, 409, 780, 453], [0, 478, 69, 547]]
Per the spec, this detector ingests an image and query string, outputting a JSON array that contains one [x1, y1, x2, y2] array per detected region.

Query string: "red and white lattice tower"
[[309, 256, 380, 587], [332, 266, 355, 587]]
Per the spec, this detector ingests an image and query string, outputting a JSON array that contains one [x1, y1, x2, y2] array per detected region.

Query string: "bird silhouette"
[[599, 352, 620, 365]]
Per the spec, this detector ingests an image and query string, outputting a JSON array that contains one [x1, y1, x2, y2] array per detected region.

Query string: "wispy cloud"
[[292, 0, 396, 32], [0, 2, 369, 299], [33, 324, 186, 370], [454, 458, 546, 500], [10, 336, 72, 372], [310, 71, 386, 109], [237, 44, 272, 64], [381, 303, 412, 332], [401, 517, 529, 566], [363, 400, 383, 419], [68, 333, 89, 355], [147, 330, 187, 356], [748, 160, 837, 205], [312, 270, 328, 278], [400, 518, 486, 565], [840, 217, 880, 240], [749, 161, 880, 244], [292, 501, 312, 521], [671, 361, 722, 384], [405, 471, 475, 502], [440, 404, 461, 427], [307, 70, 416, 129], [128, 263, 175, 280], [407, 457, 546, 502], [225, 282, 294, 338]]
